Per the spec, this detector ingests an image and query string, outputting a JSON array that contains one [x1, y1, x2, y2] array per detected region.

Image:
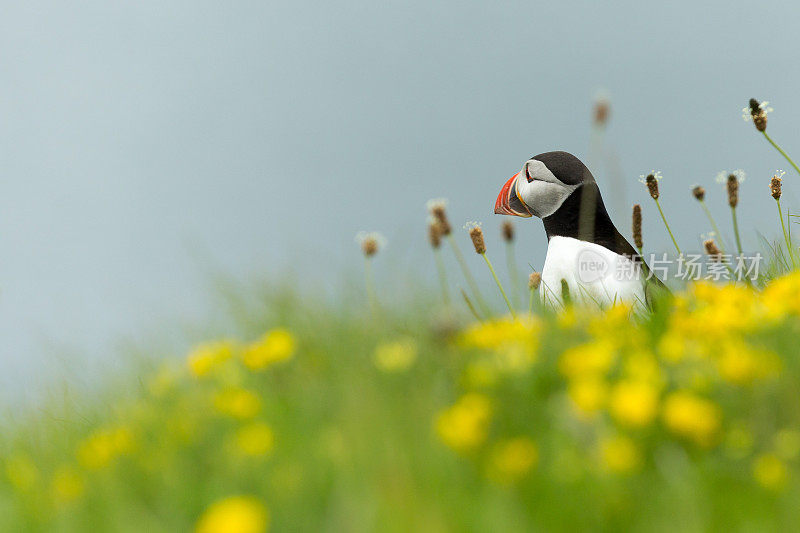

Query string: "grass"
[[3, 268, 800, 531]]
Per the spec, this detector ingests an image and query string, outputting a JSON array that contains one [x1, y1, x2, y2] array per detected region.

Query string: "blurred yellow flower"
[[458, 317, 539, 361], [373, 339, 417, 372], [195, 495, 270, 533], [243, 329, 297, 370], [188, 341, 236, 378], [609, 380, 659, 428], [567, 377, 607, 417], [486, 437, 538, 484], [558, 340, 616, 379], [4, 454, 39, 491], [77, 427, 135, 470], [235, 422, 275, 457], [762, 271, 800, 319], [51, 465, 85, 504], [662, 391, 721, 447], [752, 453, 788, 491], [214, 388, 262, 419], [599, 435, 641, 473], [436, 393, 492, 454]]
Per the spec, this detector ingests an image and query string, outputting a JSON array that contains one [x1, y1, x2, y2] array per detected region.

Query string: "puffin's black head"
[[494, 151, 595, 219]]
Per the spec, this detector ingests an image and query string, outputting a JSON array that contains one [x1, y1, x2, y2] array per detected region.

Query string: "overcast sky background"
[[2, 0, 799, 402]]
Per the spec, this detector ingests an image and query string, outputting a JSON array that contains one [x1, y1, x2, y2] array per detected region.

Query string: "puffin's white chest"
[[540, 236, 646, 308]]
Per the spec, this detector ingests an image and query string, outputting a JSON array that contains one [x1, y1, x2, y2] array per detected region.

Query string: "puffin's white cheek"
[[522, 181, 570, 218]]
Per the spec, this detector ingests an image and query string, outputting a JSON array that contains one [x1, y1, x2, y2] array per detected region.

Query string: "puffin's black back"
[[542, 182, 638, 257]]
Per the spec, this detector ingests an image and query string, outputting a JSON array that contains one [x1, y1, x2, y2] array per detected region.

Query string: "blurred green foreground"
[[3, 272, 800, 532]]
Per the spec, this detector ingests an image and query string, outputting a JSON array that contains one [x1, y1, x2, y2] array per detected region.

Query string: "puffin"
[[494, 151, 665, 308]]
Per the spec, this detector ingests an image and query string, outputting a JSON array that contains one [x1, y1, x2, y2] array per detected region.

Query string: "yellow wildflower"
[[762, 271, 800, 319], [195, 495, 270, 533], [486, 437, 538, 484], [558, 340, 616, 379], [662, 391, 721, 447], [436, 393, 492, 454], [752, 453, 788, 491], [77, 427, 135, 470], [373, 339, 417, 372], [235, 422, 275, 457], [458, 317, 539, 360], [188, 341, 236, 378], [567, 377, 608, 417], [51, 466, 85, 504], [242, 329, 297, 370], [609, 380, 659, 428], [599, 435, 641, 473], [214, 388, 262, 419], [4, 454, 39, 491]]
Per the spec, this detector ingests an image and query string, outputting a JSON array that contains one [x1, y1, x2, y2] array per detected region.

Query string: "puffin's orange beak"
[[494, 173, 532, 217]]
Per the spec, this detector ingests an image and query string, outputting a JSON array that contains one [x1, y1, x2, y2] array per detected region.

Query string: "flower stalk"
[[528, 272, 541, 314], [692, 185, 726, 253], [745, 98, 800, 178], [357, 231, 385, 311], [428, 220, 450, 305], [641, 172, 681, 254], [771, 171, 795, 268], [467, 222, 515, 318], [502, 221, 521, 308], [428, 200, 490, 315]]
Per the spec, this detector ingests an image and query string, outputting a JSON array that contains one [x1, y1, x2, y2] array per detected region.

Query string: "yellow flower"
[[435, 394, 492, 454], [4, 454, 39, 491], [51, 466, 85, 504], [486, 437, 538, 484], [235, 422, 275, 457], [752, 453, 788, 491], [458, 317, 539, 364], [762, 271, 800, 319], [214, 388, 262, 419], [242, 329, 296, 370], [567, 377, 608, 417], [195, 495, 270, 533], [373, 339, 417, 372], [188, 341, 236, 378], [77, 427, 135, 470], [599, 435, 641, 473], [662, 391, 721, 447], [609, 380, 659, 428], [558, 340, 617, 379]]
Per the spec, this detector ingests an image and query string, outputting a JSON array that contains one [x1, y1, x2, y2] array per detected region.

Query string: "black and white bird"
[[494, 151, 664, 308]]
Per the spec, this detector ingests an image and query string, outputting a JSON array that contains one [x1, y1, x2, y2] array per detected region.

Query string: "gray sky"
[[2, 0, 799, 400]]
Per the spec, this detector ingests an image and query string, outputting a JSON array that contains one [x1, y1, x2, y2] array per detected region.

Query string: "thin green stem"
[[763, 131, 800, 178], [460, 288, 481, 321], [528, 287, 535, 315], [482, 253, 516, 318], [447, 235, 490, 316], [505, 242, 520, 308], [433, 249, 450, 305], [654, 199, 681, 254], [731, 206, 743, 257], [699, 200, 726, 253], [777, 199, 796, 269], [364, 257, 377, 311]]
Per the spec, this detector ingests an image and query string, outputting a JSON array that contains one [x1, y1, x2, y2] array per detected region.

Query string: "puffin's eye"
[[525, 167, 534, 183]]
